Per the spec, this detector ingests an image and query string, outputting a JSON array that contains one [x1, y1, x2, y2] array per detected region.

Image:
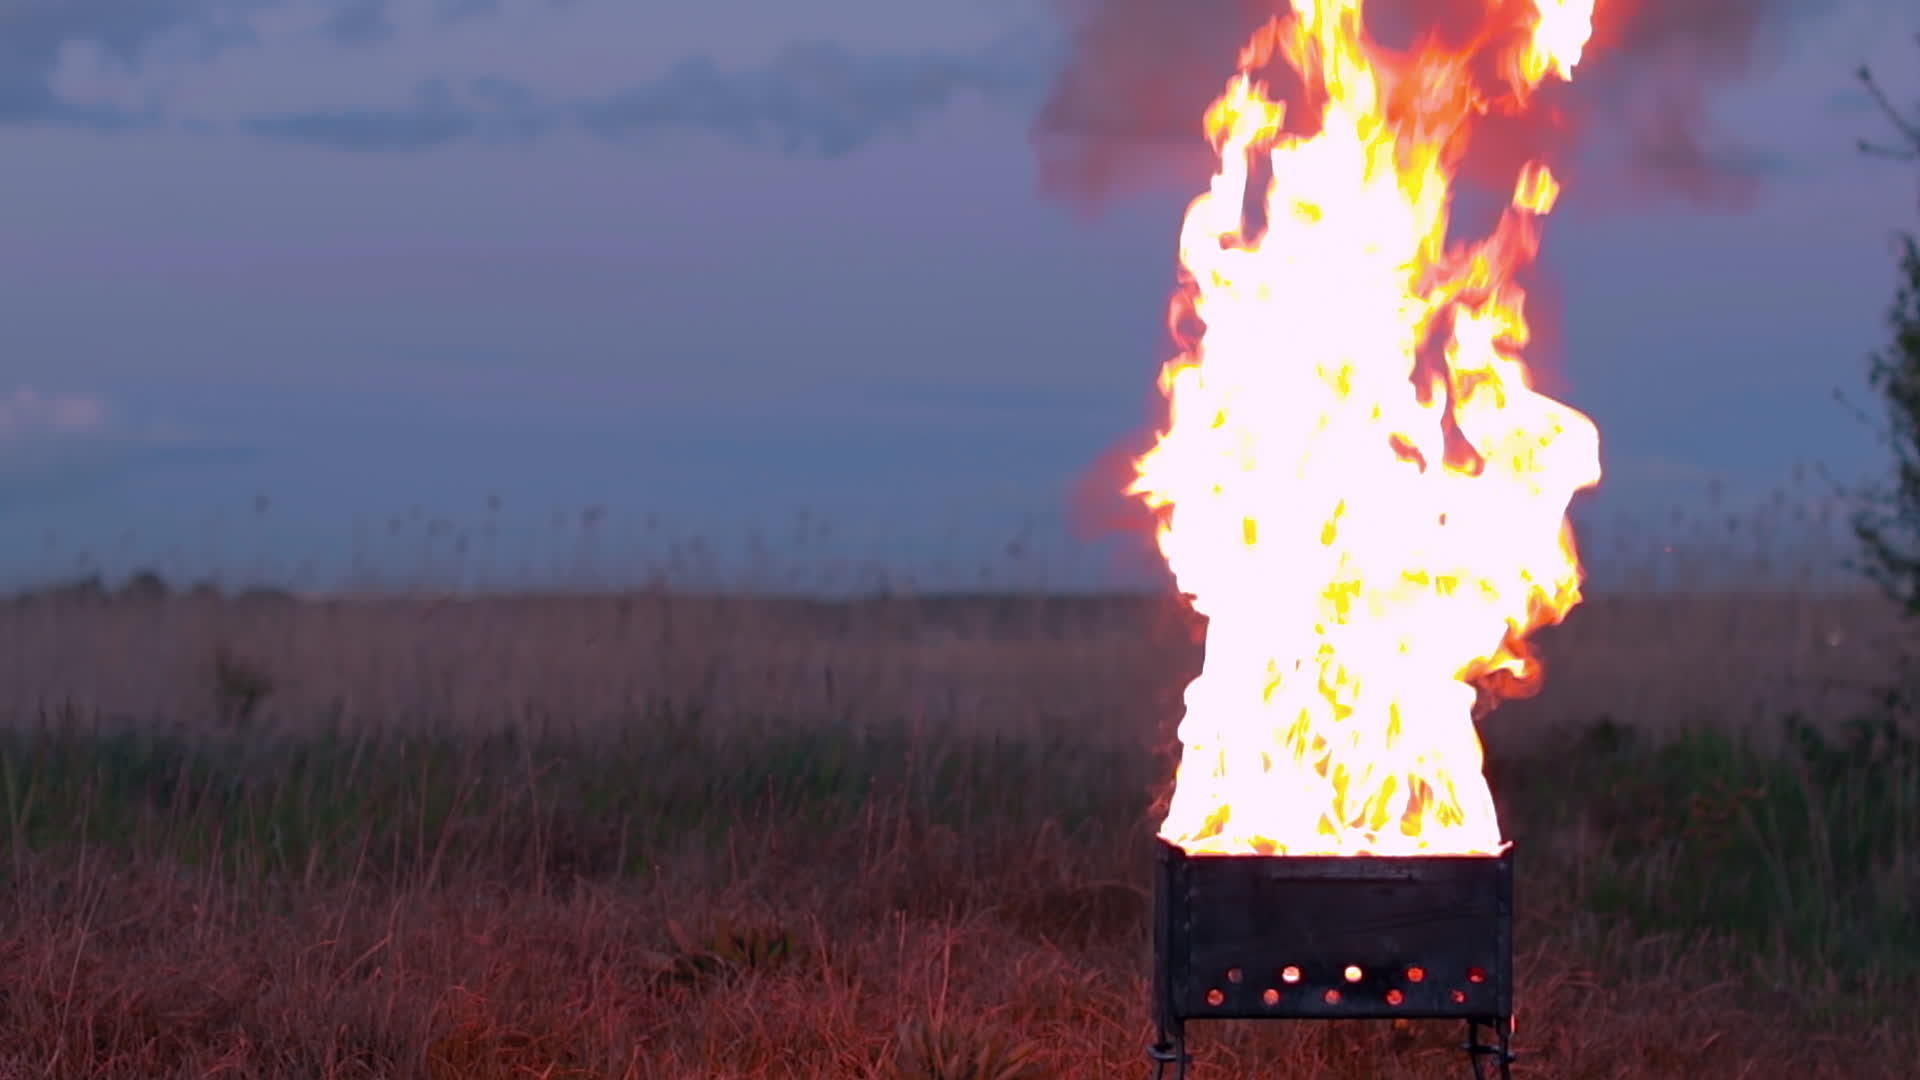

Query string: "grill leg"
[[1147, 1017, 1188, 1080], [1464, 1018, 1514, 1080]]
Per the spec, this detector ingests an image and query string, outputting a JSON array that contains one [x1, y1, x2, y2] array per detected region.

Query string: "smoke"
[[1030, 0, 1261, 205], [1032, 0, 1811, 209]]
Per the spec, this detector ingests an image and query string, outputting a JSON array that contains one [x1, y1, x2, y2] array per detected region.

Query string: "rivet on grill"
[[1405, 966, 1425, 983], [1323, 989, 1341, 1005], [1262, 988, 1280, 1006], [1281, 965, 1301, 984], [1343, 965, 1362, 983], [1451, 989, 1467, 1004], [1468, 966, 1487, 984], [1226, 967, 1244, 984], [1206, 988, 1224, 1006], [1385, 989, 1404, 1006]]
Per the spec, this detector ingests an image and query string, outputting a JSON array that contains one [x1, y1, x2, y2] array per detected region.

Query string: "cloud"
[[241, 32, 1056, 156], [0, 388, 122, 513], [320, 0, 539, 45], [321, 0, 395, 47], [247, 94, 465, 149], [3, 1, 1052, 154], [0, 388, 257, 516], [436, 0, 499, 24], [312, 0, 547, 49], [574, 37, 1049, 156], [245, 74, 549, 149], [0, 0, 537, 130], [0, 388, 108, 440], [0, 0, 243, 129]]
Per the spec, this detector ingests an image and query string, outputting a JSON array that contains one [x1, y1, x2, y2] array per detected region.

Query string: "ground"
[[0, 583, 1914, 1078]]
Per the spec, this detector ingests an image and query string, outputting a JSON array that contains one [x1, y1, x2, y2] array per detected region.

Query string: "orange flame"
[[1130, 0, 1602, 856]]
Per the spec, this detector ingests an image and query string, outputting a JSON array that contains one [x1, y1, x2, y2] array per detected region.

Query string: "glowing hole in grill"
[[1323, 989, 1341, 1005], [1226, 967, 1244, 984], [1281, 966, 1301, 984], [1405, 966, 1426, 983], [1343, 965, 1363, 983], [1451, 989, 1467, 1004], [1467, 967, 1487, 984], [1206, 988, 1224, 1006], [1386, 989, 1404, 1006], [1262, 988, 1279, 1006]]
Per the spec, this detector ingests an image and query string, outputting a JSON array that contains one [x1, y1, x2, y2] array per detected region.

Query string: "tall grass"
[[0, 496, 1915, 1077]]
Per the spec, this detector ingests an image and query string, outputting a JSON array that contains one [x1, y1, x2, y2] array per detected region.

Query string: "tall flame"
[[1130, 0, 1602, 856]]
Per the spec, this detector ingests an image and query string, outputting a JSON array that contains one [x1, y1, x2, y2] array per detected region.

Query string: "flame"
[[1130, 0, 1602, 856]]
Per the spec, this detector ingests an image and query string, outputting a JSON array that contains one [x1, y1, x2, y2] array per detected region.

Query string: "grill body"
[[1149, 839, 1515, 1078]]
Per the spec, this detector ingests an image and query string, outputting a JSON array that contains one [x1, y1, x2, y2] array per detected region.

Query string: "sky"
[[0, 0, 1916, 593]]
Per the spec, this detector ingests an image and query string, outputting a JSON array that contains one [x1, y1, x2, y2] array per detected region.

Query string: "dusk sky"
[[1, 0, 1916, 591]]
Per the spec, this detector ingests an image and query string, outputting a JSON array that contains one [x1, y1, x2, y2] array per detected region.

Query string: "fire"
[[1130, 0, 1603, 856]]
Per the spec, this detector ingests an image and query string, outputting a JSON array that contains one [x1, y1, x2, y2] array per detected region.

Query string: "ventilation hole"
[[1323, 989, 1342, 1005], [1281, 965, 1301, 984], [1262, 988, 1280, 1006], [1226, 967, 1244, 984], [1467, 966, 1487, 984], [1386, 989, 1404, 1006], [1343, 965, 1363, 983], [1405, 966, 1425, 982], [1451, 989, 1467, 1004], [1206, 988, 1224, 1006]]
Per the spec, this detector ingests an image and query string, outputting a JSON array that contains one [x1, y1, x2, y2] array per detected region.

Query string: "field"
[[2, 566, 1919, 1078]]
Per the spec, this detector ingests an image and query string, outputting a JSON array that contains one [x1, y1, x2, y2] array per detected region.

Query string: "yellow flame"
[[1130, 0, 1602, 856]]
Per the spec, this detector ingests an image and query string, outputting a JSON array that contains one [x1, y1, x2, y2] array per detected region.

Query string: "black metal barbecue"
[[1149, 838, 1516, 1079]]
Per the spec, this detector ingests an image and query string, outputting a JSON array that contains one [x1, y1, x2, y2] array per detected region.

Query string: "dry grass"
[[1, 565, 1916, 1078], [0, 581, 1898, 744], [0, 841, 1908, 1080]]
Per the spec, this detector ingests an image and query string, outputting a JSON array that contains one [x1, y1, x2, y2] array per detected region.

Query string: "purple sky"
[[0, 0, 1915, 592]]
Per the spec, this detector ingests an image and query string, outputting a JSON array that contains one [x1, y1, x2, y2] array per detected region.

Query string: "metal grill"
[[1149, 839, 1516, 1079]]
